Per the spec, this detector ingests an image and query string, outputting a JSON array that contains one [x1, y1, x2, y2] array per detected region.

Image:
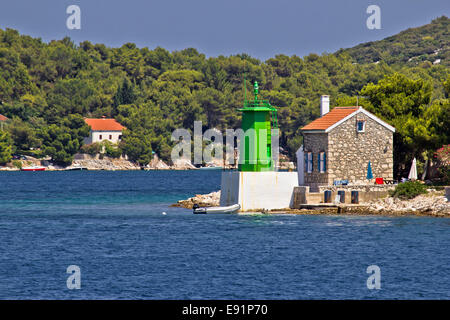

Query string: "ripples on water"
[[0, 171, 448, 299]]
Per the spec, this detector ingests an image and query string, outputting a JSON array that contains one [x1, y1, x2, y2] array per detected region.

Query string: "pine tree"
[[113, 78, 135, 108]]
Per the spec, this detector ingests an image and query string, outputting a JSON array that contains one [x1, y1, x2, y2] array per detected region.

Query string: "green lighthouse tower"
[[238, 81, 278, 172], [219, 81, 298, 211]]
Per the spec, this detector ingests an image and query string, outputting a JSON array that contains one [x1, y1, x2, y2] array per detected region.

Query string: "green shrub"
[[12, 160, 22, 169], [80, 142, 102, 156], [102, 141, 122, 158], [119, 132, 153, 166], [390, 181, 428, 199]]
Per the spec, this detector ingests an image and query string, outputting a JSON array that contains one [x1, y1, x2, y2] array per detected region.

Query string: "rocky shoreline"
[[0, 152, 298, 172], [172, 191, 221, 209], [0, 154, 207, 171], [173, 189, 450, 217], [0, 156, 142, 171]]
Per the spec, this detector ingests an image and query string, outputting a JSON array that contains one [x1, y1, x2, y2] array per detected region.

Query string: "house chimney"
[[320, 95, 330, 116]]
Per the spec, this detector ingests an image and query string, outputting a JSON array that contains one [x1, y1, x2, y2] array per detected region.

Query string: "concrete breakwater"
[[175, 189, 450, 217]]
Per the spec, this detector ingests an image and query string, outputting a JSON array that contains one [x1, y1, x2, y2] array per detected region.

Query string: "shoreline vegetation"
[[173, 189, 450, 217]]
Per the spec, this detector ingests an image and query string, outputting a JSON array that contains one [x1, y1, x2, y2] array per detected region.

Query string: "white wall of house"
[[84, 130, 123, 145]]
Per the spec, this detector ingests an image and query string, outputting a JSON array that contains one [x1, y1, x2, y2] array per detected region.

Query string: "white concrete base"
[[220, 171, 298, 211]]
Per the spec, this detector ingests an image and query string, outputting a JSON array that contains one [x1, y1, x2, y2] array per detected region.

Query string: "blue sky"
[[0, 0, 448, 60]]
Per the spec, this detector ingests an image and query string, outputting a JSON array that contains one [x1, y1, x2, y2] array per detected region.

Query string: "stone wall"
[[292, 184, 394, 206], [318, 185, 393, 204], [302, 132, 328, 191], [292, 186, 322, 207], [327, 113, 393, 185]]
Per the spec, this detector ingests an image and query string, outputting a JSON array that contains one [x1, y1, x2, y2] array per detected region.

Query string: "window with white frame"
[[357, 120, 366, 132], [318, 152, 326, 173], [304, 152, 313, 173]]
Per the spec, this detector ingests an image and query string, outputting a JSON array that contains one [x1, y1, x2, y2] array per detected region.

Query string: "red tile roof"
[[301, 106, 360, 131], [0, 114, 8, 121], [84, 118, 125, 131]]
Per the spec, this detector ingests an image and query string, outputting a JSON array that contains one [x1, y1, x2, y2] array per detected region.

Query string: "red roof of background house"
[[84, 118, 125, 131], [0, 114, 8, 121], [301, 106, 360, 131]]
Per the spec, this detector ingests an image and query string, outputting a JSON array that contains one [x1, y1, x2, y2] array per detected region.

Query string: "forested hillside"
[[338, 16, 449, 66], [0, 16, 448, 179]]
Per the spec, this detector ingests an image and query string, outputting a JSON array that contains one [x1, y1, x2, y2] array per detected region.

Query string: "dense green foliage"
[[80, 142, 102, 156], [339, 16, 449, 67], [354, 73, 450, 176], [38, 114, 90, 165], [102, 140, 122, 158], [119, 131, 153, 165], [389, 181, 428, 199], [80, 140, 122, 158], [0, 16, 448, 172]]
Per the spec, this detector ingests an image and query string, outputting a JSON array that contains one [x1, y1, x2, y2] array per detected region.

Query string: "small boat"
[[199, 164, 223, 170], [21, 166, 46, 172], [193, 203, 240, 214], [65, 167, 88, 171]]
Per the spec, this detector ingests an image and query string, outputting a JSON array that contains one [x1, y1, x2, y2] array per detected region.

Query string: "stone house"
[[297, 96, 395, 191], [84, 118, 125, 145]]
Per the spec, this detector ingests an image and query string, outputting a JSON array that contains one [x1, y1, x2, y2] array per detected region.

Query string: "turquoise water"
[[0, 170, 449, 299]]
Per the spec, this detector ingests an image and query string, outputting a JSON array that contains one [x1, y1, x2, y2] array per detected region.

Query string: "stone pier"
[[292, 184, 395, 207]]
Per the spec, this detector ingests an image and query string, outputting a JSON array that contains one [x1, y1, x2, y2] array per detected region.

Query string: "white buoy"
[[162, 212, 167, 215]]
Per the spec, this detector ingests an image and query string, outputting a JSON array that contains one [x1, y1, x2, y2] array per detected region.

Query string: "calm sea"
[[0, 170, 448, 299]]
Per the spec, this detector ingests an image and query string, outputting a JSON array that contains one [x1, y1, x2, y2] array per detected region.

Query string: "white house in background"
[[84, 118, 125, 145]]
